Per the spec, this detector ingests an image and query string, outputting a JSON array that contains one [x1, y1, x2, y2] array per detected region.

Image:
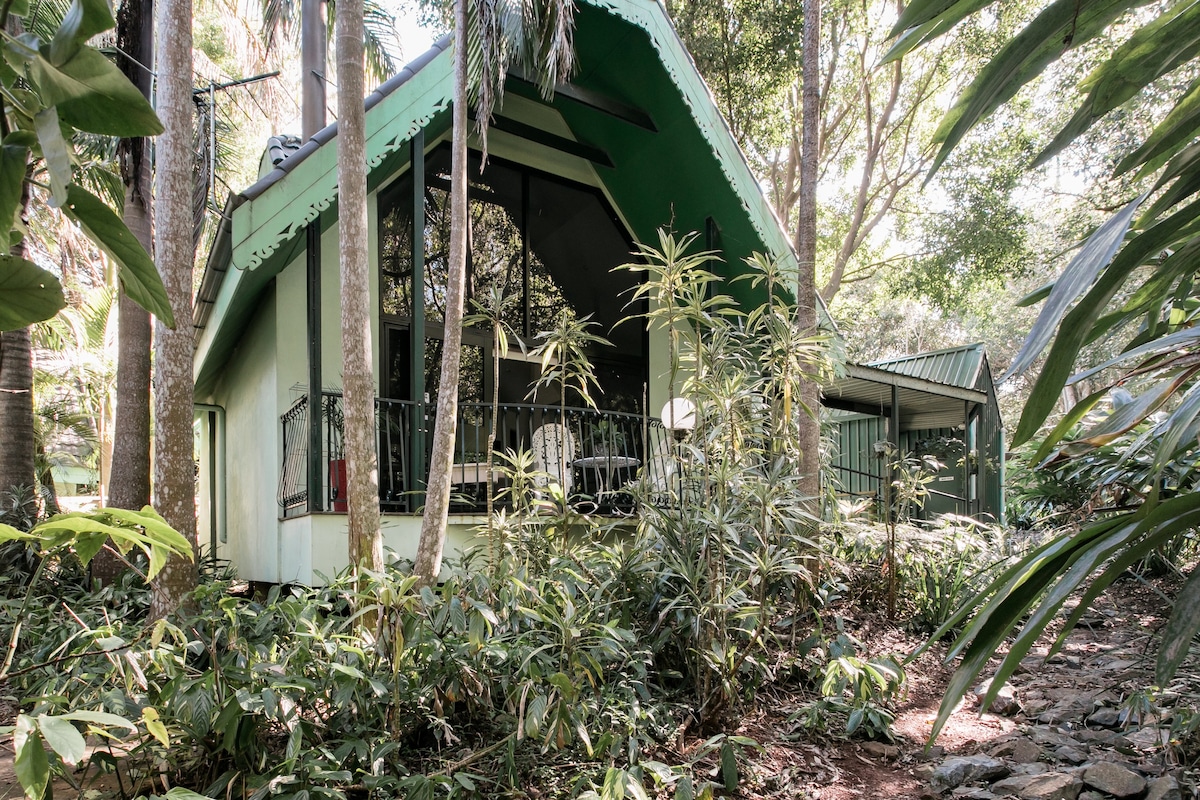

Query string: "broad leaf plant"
[[892, 0, 1200, 740], [0, 0, 171, 332]]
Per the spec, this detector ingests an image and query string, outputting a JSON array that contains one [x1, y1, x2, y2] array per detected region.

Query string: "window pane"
[[379, 179, 413, 317]]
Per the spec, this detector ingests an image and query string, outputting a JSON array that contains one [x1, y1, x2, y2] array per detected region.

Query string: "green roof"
[[193, 0, 804, 394], [867, 343, 989, 393]]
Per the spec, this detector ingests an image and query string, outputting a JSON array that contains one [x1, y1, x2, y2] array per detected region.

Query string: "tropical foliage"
[[0, 234, 920, 800], [0, 0, 171, 331], [891, 0, 1200, 739]]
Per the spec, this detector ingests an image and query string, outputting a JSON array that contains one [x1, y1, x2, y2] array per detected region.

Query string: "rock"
[[991, 776, 1035, 796], [1146, 775, 1182, 800], [1086, 707, 1122, 728], [990, 739, 1042, 764], [930, 756, 1011, 793], [952, 790, 999, 800], [1053, 746, 1089, 765], [1125, 727, 1170, 750], [976, 678, 1022, 716], [1012, 763, 1050, 776], [862, 741, 900, 760], [1082, 761, 1146, 798], [1030, 727, 1078, 749], [1017, 772, 1083, 800], [1038, 695, 1095, 725]]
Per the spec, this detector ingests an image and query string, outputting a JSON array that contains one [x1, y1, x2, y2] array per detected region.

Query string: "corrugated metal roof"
[[821, 362, 989, 432], [866, 343, 985, 392]]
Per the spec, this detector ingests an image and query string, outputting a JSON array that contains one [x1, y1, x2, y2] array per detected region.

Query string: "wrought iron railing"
[[280, 393, 672, 517], [278, 396, 310, 514]]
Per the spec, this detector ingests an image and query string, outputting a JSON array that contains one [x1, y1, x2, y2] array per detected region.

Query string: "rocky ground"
[[760, 573, 1199, 800]]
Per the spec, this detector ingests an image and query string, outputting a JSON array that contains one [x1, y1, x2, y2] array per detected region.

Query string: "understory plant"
[[0, 507, 193, 800], [621, 232, 834, 725], [826, 515, 1007, 636]]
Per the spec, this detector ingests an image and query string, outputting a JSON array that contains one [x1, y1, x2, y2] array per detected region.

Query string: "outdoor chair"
[[531, 422, 577, 497]]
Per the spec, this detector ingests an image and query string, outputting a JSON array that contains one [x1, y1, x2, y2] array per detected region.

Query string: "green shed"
[[822, 343, 1005, 524]]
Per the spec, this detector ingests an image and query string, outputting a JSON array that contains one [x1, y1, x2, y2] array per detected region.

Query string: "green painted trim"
[[603, 0, 795, 268], [232, 50, 454, 274]]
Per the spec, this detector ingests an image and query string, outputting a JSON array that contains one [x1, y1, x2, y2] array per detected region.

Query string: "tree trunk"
[[109, 291, 151, 512], [149, 0, 197, 619], [414, 0, 468, 584], [97, 0, 154, 586], [336, 0, 382, 573], [796, 0, 822, 516], [0, 326, 35, 520]]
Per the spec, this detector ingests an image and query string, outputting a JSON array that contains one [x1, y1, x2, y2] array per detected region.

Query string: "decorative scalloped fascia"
[[235, 72, 453, 273]]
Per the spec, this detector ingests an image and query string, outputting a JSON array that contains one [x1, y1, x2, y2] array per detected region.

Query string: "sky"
[[389, 3, 440, 66]]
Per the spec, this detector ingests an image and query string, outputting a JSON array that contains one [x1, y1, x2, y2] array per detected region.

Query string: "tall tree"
[[413, 0, 576, 583], [796, 0, 821, 512], [671, 0, 1024, 307], [86, 0, 156, 589], [94, 0, 154, 584], [150, 0, 198, 617], [413, 0, 468, 584], [0, 326, 35, 517], [336, 0, 383, 573]]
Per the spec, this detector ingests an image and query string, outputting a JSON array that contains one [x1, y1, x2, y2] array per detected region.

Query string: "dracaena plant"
[[0, 0, 171, 332]]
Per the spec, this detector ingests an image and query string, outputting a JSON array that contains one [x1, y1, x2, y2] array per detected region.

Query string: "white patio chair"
[[640, 433, 677, 507], [531, 422, 577, 497]]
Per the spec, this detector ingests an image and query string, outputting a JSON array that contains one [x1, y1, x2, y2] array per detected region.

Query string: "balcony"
[[278, 392, 672, 518]]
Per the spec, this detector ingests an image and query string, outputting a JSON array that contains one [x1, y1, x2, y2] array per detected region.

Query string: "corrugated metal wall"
[[830, 415, 1002, 524]]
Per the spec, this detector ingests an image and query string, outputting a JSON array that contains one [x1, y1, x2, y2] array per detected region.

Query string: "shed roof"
[[822, 344, 996, 433], [866, 343, 987, 392]]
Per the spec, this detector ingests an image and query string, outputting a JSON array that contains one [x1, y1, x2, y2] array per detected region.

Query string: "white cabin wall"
[[210, 285, 281, 583]]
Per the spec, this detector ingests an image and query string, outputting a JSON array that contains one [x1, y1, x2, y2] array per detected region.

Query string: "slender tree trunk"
[[96, 0, 154, 585], [0, 325, 35, 519], [796, 0, 822, 515], [149, 0, 197, 618], [110, 295, 151, 511], [414, 0, 468, 584], [336, 0, 382, 573]]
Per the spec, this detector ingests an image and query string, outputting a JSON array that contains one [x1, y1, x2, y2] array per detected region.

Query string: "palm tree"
[[150, 0, 199, 618], [890, 0, 1200, 738], [259, 0, 400, 84], [413, 0, 577, 584], [336, 0, 383, 573]]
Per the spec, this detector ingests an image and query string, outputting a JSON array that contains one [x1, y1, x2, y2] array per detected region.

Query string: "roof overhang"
[[822, 363, 988, 432]]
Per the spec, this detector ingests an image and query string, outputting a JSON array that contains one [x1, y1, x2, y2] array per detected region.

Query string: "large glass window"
[[378, 146, 645, 412]]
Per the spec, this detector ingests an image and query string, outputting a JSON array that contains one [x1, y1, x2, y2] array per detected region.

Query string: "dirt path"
[[744, 574, 1196, 799]]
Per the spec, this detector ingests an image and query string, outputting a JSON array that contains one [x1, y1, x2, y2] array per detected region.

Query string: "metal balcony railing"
[[279, 393, 671, 517]]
